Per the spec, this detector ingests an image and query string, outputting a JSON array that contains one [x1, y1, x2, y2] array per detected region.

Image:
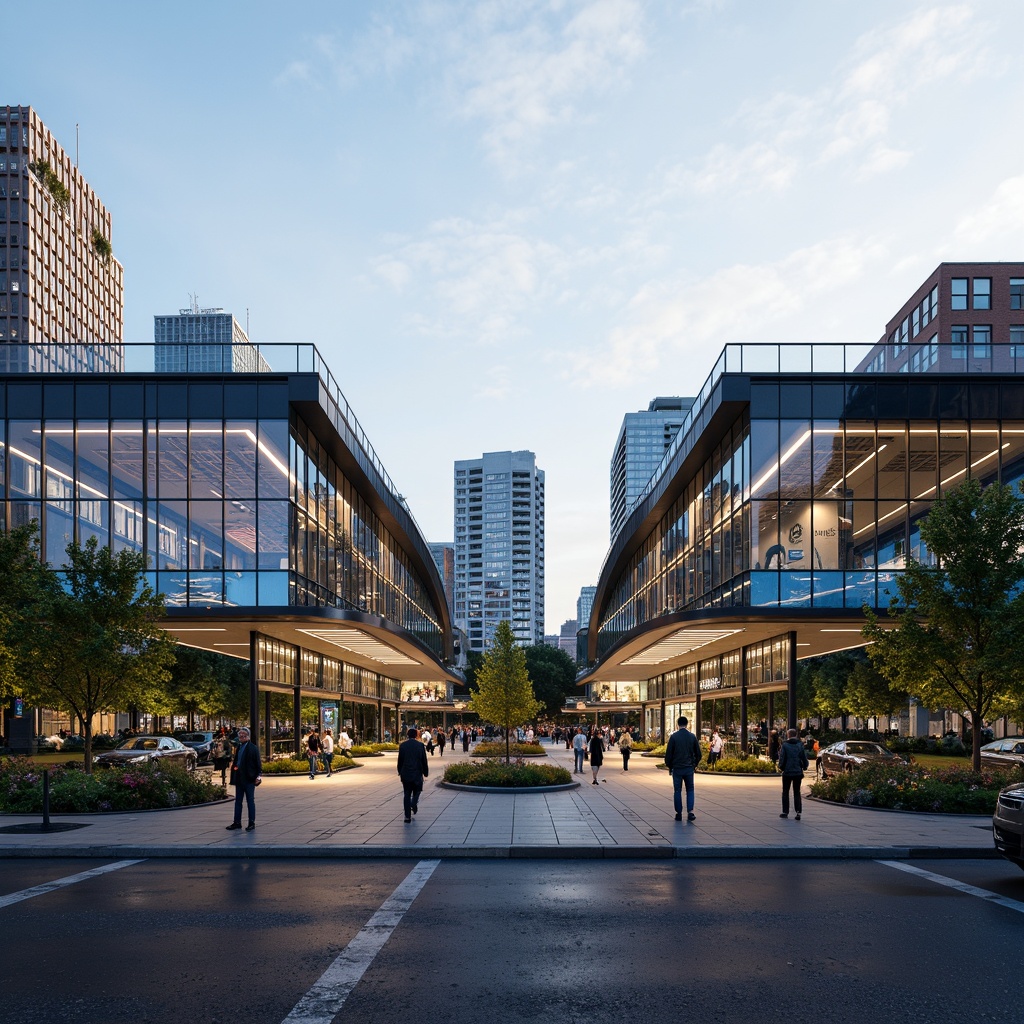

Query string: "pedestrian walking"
[[462, 728, 470, 753], [225, 726, 261, 832], [339, 728, 353, 758], [423, 728, 434, 755], [778, 728, 809, 820], [211, 728, 232, 786], [664, 716, 702, 821], [708, 728, 724, 768], [618, 729, 633, 771], [321, 728, 334, 776], [572, 727, 587, 774], [397, 727, 429, 823], [767, 729, 781, 766], [437, 729, 446, 756], [306, 728, 321, 779], [589, 729, 605, 785]]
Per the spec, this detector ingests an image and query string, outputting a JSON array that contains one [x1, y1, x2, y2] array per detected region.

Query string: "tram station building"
[[0, 343, 459, 753], [581, 263, 1024, 747]]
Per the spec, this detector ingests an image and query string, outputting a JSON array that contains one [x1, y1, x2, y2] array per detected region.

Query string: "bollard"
[[42, 768, 51, 831]]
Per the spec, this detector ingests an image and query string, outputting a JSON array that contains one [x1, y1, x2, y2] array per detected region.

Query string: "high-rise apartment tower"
[[155, 305, 269, 373], [0, 105, 123, 372], [454, 450, 545, 652], [610, 397, 693, 540]]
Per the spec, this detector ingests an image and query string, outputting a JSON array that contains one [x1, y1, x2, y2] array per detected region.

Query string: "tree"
[[21, 537, 177, 772], [524, 644, 578, 718], [0, 523, 58, 708], [840, 655, 908, 724], [165, 647, 228, 729], [467, 620, 541, 762], [864, 479, 1024, 771]]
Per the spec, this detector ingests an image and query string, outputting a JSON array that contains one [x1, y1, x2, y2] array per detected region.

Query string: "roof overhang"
[[162, 605, 462, 686], [578, 607, 878, 685]]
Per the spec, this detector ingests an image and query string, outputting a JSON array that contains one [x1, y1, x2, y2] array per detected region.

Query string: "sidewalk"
[[0, 740, 997, 860]]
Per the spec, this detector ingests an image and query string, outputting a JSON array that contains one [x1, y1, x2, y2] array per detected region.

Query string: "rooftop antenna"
[[246, 307, 250, 337], [75, 123, 79, 167]]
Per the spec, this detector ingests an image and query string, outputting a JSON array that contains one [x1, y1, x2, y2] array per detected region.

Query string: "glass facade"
[[596, 377, 1024, 658], [0, 379, 444, 658]]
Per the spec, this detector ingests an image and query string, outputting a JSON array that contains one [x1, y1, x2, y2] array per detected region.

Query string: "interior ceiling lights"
[[297, 628, 420, 666], [623, 628, 744, 666]]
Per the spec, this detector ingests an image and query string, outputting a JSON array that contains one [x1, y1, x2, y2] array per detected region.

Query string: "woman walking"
[[589, 728, 605, 785], [618, 729, 633, 771], [306, 728, 321, 780]]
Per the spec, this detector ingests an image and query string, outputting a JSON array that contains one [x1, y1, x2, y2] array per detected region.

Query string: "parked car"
[[981, 737, 1024, 771], [174, 731, 216, 765], [993, 781, 1024, 870], [94, 736, 197, 771], [815, 740, 907, 778]]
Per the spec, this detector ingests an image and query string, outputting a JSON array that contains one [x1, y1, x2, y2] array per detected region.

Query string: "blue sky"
[[10, 0, 1024, 631]]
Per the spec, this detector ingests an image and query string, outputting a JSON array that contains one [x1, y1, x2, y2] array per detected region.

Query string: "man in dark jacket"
[[226, 726, 262, 832], [397, 727, 429, 823], [778, 728, 809, 819], [664, 716, 702, 822]]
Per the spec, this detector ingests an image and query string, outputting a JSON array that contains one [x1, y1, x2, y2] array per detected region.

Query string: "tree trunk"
[[505, 725, 511, 764], [84, 716, 93, 774], [970, 708, 983, 773]]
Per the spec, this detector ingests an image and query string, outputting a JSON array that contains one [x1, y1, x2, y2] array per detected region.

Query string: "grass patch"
[[0, 759, 225, 813], [470, 741, 547, 758], [443, 759, 572, 787], [810, 761, 1023, 814]]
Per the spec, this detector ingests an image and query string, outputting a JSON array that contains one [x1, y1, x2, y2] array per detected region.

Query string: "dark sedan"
[[993, 781, 1024, 870], [175, 731, 216, 765], [980, 737, 1024, 771], [816, 740, 906, 778], [94, 736, 198, 771]]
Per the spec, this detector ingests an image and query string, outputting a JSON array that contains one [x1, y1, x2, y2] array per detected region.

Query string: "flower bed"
[[442, 759, 571, 787], [0, 759, 225, 813], [810, 761, 1024, 814], [263, 754, 357, 775], [470, 741, 547, 758]]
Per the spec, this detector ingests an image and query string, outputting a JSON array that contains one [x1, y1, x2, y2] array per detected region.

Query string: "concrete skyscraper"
[[0, 106, 124, 372], [454, 450, 545, 652], [610, 396, 693, 539], [155, 304, 269, 373]]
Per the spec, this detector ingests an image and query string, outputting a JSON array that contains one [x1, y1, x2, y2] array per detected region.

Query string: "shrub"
[[0, 759, 225, 813], [642, 744, 668, 758], [470, 741, 547, 758], [810, 761, 1024, 814], [442, 759, 571, 787], [263, 754, 356, 774], [698, 755, 778, 775]]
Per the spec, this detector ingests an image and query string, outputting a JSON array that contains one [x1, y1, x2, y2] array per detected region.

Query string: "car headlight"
[[128, 754, 149, 763]]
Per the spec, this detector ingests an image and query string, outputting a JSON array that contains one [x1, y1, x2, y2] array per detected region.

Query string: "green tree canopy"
[[840, 655, 909, 722], [864, 478, 1024, 770], [20, 537, 176, 771], [524, 643, 578, 718], [467, 620, 541, 762]]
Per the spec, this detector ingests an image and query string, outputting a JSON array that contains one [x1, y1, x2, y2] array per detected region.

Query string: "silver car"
[[993, 781, 1024, 870], [980, 737, 1024, 771], [94, 735, 198, 771]]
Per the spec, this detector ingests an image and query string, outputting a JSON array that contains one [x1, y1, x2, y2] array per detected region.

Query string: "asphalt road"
[[1, 857, 1022, 1024]]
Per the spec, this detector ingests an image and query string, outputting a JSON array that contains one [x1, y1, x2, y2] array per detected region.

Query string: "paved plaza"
[[0, 740, 996, 859]]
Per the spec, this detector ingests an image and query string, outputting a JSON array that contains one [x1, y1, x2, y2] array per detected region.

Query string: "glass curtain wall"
[[2, 404, 443, 656], [596, 400, 1024, 657]]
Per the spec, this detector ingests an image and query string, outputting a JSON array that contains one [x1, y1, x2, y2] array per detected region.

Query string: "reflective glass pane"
[[45, 501, 74, 565], [111, 423, 145, 501], [112, 499, 144, 554], [153, 499, 187, 569], [749, 571, 779, 606], [257, 501, 289, 569], [842, 424, 877, 500], [226, 571, 256, 606], [224, 421, 257, 499], [188, 500, 223, 569], [187, 572, 223, 606], [812, 423, 843, 496], [970, 423, 1001, 484], [844, 571, 876, 608], [258, 571, 289, 605], [76, 422, 109, 500], [778, 421, 812, 498], [749, 420, 779, 498], [42, 421, 74, 505], [812, 571, 844, 607], [78, 499, 109, 549], [224, 501, 257, 569], [158, 571, 188, 606], [937, 423, 968, 494], [779, 571, 810, 607], [188, 421, 223, 500], [258, 420, 290, 498], [907, 424, 938, 502], [158, 422, 188, 498]]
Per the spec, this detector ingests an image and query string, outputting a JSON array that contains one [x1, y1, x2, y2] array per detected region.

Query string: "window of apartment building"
[[912, 307, 920, 337], [951, 326, 967, 358], [951, 278, 968, 310], [1012, 279, 1024, 310], [973, 325, 991, 358], [973, 278, 991, 310], [1010, 326, 1024, 359]]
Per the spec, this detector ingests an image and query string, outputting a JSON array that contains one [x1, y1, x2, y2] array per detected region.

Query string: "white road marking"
[[0, 859, 145, 909], [281, 859, 440, 1024], [879, 860, 1024, 915]]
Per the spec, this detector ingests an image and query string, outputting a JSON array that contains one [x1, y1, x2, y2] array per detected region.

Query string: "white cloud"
[[951, 175, 1024, 248], [563, 236, 889, 388]]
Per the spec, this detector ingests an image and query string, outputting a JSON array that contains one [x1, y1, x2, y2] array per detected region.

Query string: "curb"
[[0, 843, 999, 861]]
